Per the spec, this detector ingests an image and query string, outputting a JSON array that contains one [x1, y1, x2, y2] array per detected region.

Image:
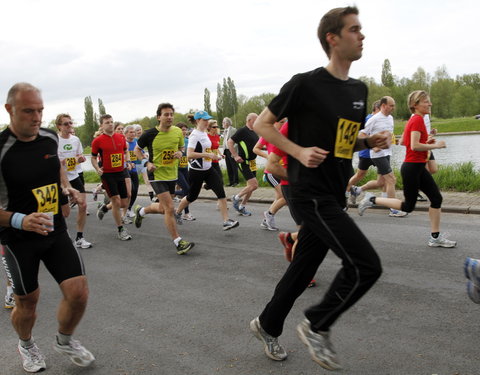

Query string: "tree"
[[381, 59, 395, 88], [203, 88, 212, 114], [82, 96, 98, 145], [215, 83, 224, 125], [236, 93, 275, 125], [431, 66, 455, 118], [98, 98, 106, 116], [215, 77, 239, 125]]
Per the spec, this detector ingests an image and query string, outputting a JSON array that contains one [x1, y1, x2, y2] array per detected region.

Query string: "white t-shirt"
[[188, 129, 212, 171], [58, 135, 83, 181], [362, 112, 394, 158]]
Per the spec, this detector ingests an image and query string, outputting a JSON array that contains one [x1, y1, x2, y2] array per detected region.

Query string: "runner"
[[55, 113, 92, 248], [133, 103, 194, 254], [134, 124, 156, 202], [124, 125, 139, 219], [91, 115, 132, 240], [250, 7, 389, 369], [175, 111, 239, 231], [222, 117, 239, 187], [358, 90, 457, 248], [114, 122, 133, 224], [253, 119, 287, 231], [227, 113, 259, 216], [0, 82, 94, 372]]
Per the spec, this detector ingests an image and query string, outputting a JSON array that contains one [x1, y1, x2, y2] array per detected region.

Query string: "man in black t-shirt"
[[227, 113, 259, 216], [0, 83, 94, 372], [249, 7, 390, 370]]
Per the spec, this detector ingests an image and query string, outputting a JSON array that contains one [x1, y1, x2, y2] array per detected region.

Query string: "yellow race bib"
[[179, 156, 188, 168], [205, 148, 212, 162], [334, 118, 361, 159], [129, 150, 137, 161], [249, 159, 257, 171], [65, 157, 77, 172], [32, 183, 59, 214], [110, 153, 122, 168], [160, 149, 175, 165]]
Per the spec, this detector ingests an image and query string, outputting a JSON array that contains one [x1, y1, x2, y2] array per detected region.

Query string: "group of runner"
[[0, 5, 470, 374]]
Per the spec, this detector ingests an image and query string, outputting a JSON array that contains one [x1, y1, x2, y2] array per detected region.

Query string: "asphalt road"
[[1, 196, 478, 375]]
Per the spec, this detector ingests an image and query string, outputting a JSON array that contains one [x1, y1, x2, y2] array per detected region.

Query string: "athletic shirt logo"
[[63, 144, 73, 151]]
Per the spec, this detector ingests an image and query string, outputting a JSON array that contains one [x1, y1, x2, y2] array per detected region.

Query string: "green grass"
[[394, 117, 480, 135]]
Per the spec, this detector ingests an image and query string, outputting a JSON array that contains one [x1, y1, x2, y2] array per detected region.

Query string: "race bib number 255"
[[334, 118, 361, 159]]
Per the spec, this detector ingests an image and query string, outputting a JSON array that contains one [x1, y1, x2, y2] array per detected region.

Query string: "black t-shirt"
[[136, 127, 158, 163], [0, 127, 66, 242], [230, 126, 259, 161], [268, 67, 367, 204]]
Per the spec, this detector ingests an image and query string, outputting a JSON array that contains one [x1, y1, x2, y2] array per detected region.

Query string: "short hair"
[[156, 103, 174, 117], [223, 117, 232, 126], [114, 121, 124, 130], [55, 113, 71, 127], [124, 125, 135, 134], [99, 114, 112, 124], [208, 120, 217, 129], [186, 114, 195, 125], [408, 90, 429, 114], [133, 124, 142, 130], [372, 100, 381, 112], [317, 6, 359, 58], [176, 122, 187, 130], [6, 82, 41, 107]]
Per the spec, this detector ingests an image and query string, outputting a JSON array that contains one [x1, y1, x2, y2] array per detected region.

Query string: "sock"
[[268, 211, 274, 216], [369, 196, 376, 204], [148, 191, 154, 200], [286, 233, 294, 244], [431, 232, 440, 239], [234, 194, 240, 200], [101, 205, 108, 213], [173, 237, 181, 246], [56, 332, 71, 346], [118, 226, 124, 233], [357, 187, 363, 194], [7, 285, 13, 295], [139, 208, 146, 217], [239, 205, 244, 210], [76, 232, 83, 241], [19, 337, 34, 348]]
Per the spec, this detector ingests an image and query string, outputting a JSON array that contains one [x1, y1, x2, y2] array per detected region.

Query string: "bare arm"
[[187, 148, 220, 161], [91, 155, 103, 176], [266, 152, 288, 181], [411, 131, 445, 151], [253, 140, 268, 159]]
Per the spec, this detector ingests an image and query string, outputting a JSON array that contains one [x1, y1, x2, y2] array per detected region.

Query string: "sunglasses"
[[211, 126, 218, 128], [62, 121, 73, 126]]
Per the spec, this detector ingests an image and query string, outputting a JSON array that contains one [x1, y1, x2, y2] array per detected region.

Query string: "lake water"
[[81, 134, 480, 171]]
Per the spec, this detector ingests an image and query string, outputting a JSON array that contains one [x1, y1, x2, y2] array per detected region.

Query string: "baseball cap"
[[194, 110, 213, 120]]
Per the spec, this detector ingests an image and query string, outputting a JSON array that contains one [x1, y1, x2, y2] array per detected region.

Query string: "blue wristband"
[[11, 212, 26, 230]]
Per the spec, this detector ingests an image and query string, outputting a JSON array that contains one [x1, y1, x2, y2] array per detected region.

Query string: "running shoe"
[[176, 240, 194, 255], [349, 185, 361, 205], [126, 209, 135, 218], [174, 212, 183, 225], [308, 280, 316, 288], [232, 195, 241, 212], [96, 203, 107, 220], [223, 219, 239, 231], [122, 216, 133, 225], [467, 280, 480, 304], [427, 233, 457, 248], [5, 293, 15, 309], [69, 201, 77, 208], [118, 227, 132, 241], [182, 213, 196, 221], [464, 257, 480, 285], [388, 209, 408, 217], [278, 232, 293, 262], [263, 211, 278, 231], [151, 196, 159, 203], [417, 193, 427, 202], [53, 338, 95, 367], [296, 319, 341, 370], [238, 207, 252, 216], [173, 196, 181, 203], [75, 238, 93, 249], [357, 192, 375, 216], [18, 341, 46, 373], [249, 317, 287, 361], [92, 189, 98, 201], [133, 205, 144, 228], [103, 194, 110, 205]]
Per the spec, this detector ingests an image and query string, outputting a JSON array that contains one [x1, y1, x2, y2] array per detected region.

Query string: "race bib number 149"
[[334, 118, 361, 159]]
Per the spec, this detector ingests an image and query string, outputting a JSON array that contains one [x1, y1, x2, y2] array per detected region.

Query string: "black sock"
[[118, 226, 124, 232], [76, 232, 83, 241], [149, 191, 154, 200], [431, 232, 440, 238], [369, 196, 376, 204], [286, 233, 294, 244]]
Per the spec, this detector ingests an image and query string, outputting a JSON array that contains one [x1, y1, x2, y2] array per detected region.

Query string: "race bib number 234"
[[334, 118, 361, 159]]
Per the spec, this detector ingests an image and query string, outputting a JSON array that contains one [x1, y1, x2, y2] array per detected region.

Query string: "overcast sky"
[[0, 0, 477, 125]]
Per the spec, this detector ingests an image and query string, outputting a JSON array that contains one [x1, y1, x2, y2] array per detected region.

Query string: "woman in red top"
[[358, 90, 456, 248], [203, 120, 223, 190]]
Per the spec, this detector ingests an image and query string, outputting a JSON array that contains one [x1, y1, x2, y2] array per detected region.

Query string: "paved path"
[[86, 183, 480, 214]]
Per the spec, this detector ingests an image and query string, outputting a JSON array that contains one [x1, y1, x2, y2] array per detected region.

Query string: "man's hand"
[[297, 147, 329, 168], [146, 161, 156, 172], [63, 187, 82, 206], [173, 151, 183, 159], [234, 155, 244, 163], [96, 167, 103, 176], [22, 212, 54, 235], [368, 131, 391, 150]]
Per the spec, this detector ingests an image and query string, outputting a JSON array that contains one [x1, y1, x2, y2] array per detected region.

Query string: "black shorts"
[[358, 157, 374, 171], [429, 151, 435, 161], [151, 180, 176, 195], [264, 173, 280, 188], [101, 171, 128, 198], [1, 230, 85, 295], [281, 185, 302, 226], [70, 176, 86, 193], [238, 161, 257, 181], [123, 168, 130, 179], [372, 156, 392, 175]]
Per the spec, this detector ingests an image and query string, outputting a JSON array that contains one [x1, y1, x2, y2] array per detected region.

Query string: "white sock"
[[173, 237, 181, 246], [139, 208, 146, 217], [234, 194, 240, 200], [7, 286, 13, 295]]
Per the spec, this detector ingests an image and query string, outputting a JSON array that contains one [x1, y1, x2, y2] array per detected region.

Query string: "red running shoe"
[[278, 232, 293, 262]]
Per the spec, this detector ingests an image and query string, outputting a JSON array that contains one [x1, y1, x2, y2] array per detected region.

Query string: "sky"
[[0, 0, 477, 125]]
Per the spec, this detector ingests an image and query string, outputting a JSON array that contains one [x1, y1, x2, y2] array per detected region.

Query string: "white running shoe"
[[118, 227, 132, 241], [122, 216, 133, 225], [53, 338, 95, 367], [75, 238, 93, 249], [263, 211, 278, 230], [223, 219, 239, 231], [428, 233, 457, 248], [5, 292, 15, 309], [18, 341, 46, 373], [126, 209, 135, 218], [357, 192, 375, 216], [250, 317, 287, 361], [388, 209, 408, 217], [182, 213, 196, 221]]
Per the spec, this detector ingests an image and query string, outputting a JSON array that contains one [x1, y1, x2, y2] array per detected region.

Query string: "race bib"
[[249, 159, 257, 171], [32, 183, 58, 214], [205, 148, 212, 162], [129, 150, 137, 161], [161, 149, 175, 165], [110, 153, 122, 168], [65, 157, 77, 172], [179, 156, 188, 168], [334, 118, 361, 159]]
